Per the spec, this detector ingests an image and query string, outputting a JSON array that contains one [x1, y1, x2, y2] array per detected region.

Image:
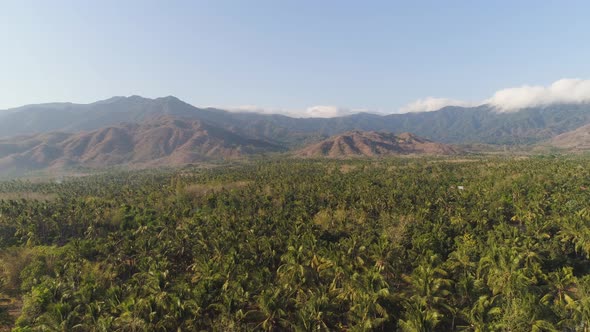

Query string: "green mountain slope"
[[2, 96, 590, 145]]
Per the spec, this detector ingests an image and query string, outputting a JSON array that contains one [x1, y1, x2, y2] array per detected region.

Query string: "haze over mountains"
[[1, 95, 590, 174]]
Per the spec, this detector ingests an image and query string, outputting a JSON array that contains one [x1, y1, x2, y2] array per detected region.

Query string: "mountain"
[[294, 131, 459, 158], [0, 96, 226, 137], [0, 116, 284, 174], [2, 96, 590, 146], [548, 123, 590, 151]]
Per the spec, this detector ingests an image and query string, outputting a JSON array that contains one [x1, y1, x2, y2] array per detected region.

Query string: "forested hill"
[[2, 96, 590, 145], [0, 157, 590, 330]]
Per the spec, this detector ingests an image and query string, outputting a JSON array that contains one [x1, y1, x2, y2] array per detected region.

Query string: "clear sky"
[[2, 0, 590, 115]]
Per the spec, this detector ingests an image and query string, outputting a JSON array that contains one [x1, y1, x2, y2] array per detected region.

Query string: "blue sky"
[[2, 0, 590, 115]]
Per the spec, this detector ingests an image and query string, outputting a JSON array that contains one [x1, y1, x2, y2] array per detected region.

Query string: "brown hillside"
[[0, 116, 284, 172], [548, 124, 590, 151], [295, 131, 459, 158]]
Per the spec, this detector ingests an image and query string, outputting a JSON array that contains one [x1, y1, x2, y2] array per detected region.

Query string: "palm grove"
[[0, 157, 590, 331]]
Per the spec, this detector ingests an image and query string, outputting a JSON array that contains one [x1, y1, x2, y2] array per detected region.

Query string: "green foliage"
[[0, 156, 589, 330]]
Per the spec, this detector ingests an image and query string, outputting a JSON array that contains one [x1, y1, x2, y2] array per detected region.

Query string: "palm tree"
[[399, 255, 452, 330], [541, 267, 576, 311], [398, 300, 442, 332], [245, 287, 292, 331], [458, 295, 501, 332], [477, 242, 535, 299]]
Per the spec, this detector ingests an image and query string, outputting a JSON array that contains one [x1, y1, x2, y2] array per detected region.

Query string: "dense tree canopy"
[[0, 156, 589, 331]]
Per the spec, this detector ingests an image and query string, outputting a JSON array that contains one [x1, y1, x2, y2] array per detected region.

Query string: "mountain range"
[[0, 116, 283, 174], [1, 95, 590, 174], [3, 96, 590, 145]]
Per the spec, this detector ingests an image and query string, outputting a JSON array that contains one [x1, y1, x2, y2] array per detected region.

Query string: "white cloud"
[[486, 78, 590, 112], [227, 105, 283, 115], [220, 78, 590, 117], [223, 105, 372, 118], [303, 105, 366, 118], [398, 97, 476, 113], [398, 78, 590, 113]]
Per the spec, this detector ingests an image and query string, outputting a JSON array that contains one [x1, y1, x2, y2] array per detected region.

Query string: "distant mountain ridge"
[[2, 95, 590, 174], [0, 116, 283, 173], [295, 131, 459, 158], [2, 96, 590, 146], [0, 96, 222, 137]]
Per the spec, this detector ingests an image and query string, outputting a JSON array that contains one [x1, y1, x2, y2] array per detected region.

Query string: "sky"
[[2, 0, 590, 116]]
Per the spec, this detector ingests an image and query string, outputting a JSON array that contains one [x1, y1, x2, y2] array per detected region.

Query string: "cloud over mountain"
[[399, 78, 590, 113], [227, 78, 590, 117], [398, 97, 476, 113], [303, 105, 366, 118], [226, 105, 370, 118], [486, 79, 590, 112]]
